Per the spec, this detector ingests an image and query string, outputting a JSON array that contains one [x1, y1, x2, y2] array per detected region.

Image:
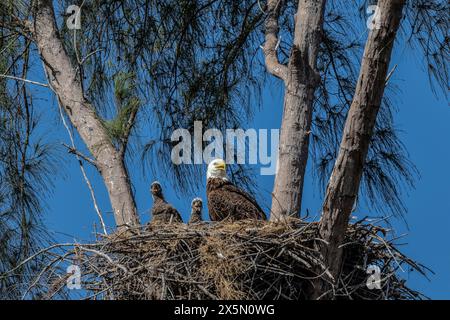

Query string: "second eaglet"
[[206, 159, 267, 221]]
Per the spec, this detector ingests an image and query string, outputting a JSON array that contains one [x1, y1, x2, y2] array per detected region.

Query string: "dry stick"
[[62, 143, 98, 168], [78, 246, 129, 274], [197, 284, 218, 299], [385, 64, 398, 86], [22, 251, 72, 299], [0, 74, 49, 87], [3, 243, 78, 276], [369, 233, 405, 273]]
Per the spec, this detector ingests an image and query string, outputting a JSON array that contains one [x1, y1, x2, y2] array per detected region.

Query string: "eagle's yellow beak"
[[214, 160, 226, 171]]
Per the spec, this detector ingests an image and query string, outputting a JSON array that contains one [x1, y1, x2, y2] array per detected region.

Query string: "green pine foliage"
[[103, 72, 141, 147], [0, 3, 56, 298]]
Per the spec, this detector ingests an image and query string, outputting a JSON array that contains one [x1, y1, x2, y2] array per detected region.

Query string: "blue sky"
[[35, 26, 450, 299]]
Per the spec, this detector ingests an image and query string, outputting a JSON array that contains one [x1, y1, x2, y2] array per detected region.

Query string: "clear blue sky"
[[35, 32, 450, 299]]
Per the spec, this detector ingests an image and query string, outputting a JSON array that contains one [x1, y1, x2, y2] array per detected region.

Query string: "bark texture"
[[266, 0, 326, 221], [33, 0, 140, 229], [317, 0, 406, 295]]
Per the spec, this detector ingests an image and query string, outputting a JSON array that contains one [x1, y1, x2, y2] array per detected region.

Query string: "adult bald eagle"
[[206, 159, 266, 221], [150, 181, 182, 224]]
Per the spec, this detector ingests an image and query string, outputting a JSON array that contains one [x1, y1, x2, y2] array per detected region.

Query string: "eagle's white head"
[[207, 158, 228, 180]]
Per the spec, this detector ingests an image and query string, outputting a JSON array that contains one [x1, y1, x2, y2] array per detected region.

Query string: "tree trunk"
[[33, 0, 140, 229], [316, 0, 406, 297], [269, 0, 326, 221]]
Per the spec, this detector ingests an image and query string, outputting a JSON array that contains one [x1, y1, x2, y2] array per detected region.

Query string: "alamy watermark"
[[66, 5, 81, 30], [63, 2, 383, 177], [367, 5, 382, 30], [171, 121, 279, 176], [366, 265, 382, 290], [66, 264, 81, 290]]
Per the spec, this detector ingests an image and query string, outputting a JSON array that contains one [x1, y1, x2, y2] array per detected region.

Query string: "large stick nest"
[[12, 219, 428, 300]]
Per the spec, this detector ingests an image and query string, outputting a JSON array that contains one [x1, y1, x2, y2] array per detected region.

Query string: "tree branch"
[[270, 0, 326, 221], [33, 0, 139, 229], [62, 143, 98, 168], [263, 0, 288, 81], [0, 74, 49, 88], [316, 0, 407, 298]]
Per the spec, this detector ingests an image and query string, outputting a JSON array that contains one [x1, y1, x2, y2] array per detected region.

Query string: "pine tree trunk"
[[33, 0, 140, 229], [315, 0, 406, 297], [269, 0, 326, 221]]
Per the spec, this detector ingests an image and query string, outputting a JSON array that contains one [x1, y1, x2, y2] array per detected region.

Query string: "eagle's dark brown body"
[[206, 178, 266, 221], [151, 197, 182, 224], [150, 182, 182, 224]]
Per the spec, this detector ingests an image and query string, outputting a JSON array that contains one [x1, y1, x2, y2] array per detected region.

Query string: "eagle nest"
[[15, 219, 427, 300]]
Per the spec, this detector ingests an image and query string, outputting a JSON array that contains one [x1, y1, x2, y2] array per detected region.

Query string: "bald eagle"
[[188, 198, 203, 224], [150, 181, 182, 224], [206, 159, 266, 221]]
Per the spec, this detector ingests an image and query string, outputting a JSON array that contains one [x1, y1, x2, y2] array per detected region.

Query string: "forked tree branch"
[[263, 0, 288, 81], [33, 0, 140, 229]]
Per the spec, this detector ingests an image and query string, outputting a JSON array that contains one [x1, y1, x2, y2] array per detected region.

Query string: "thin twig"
[[0, 74, 49, 87], [62, 143, 98, 168]]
